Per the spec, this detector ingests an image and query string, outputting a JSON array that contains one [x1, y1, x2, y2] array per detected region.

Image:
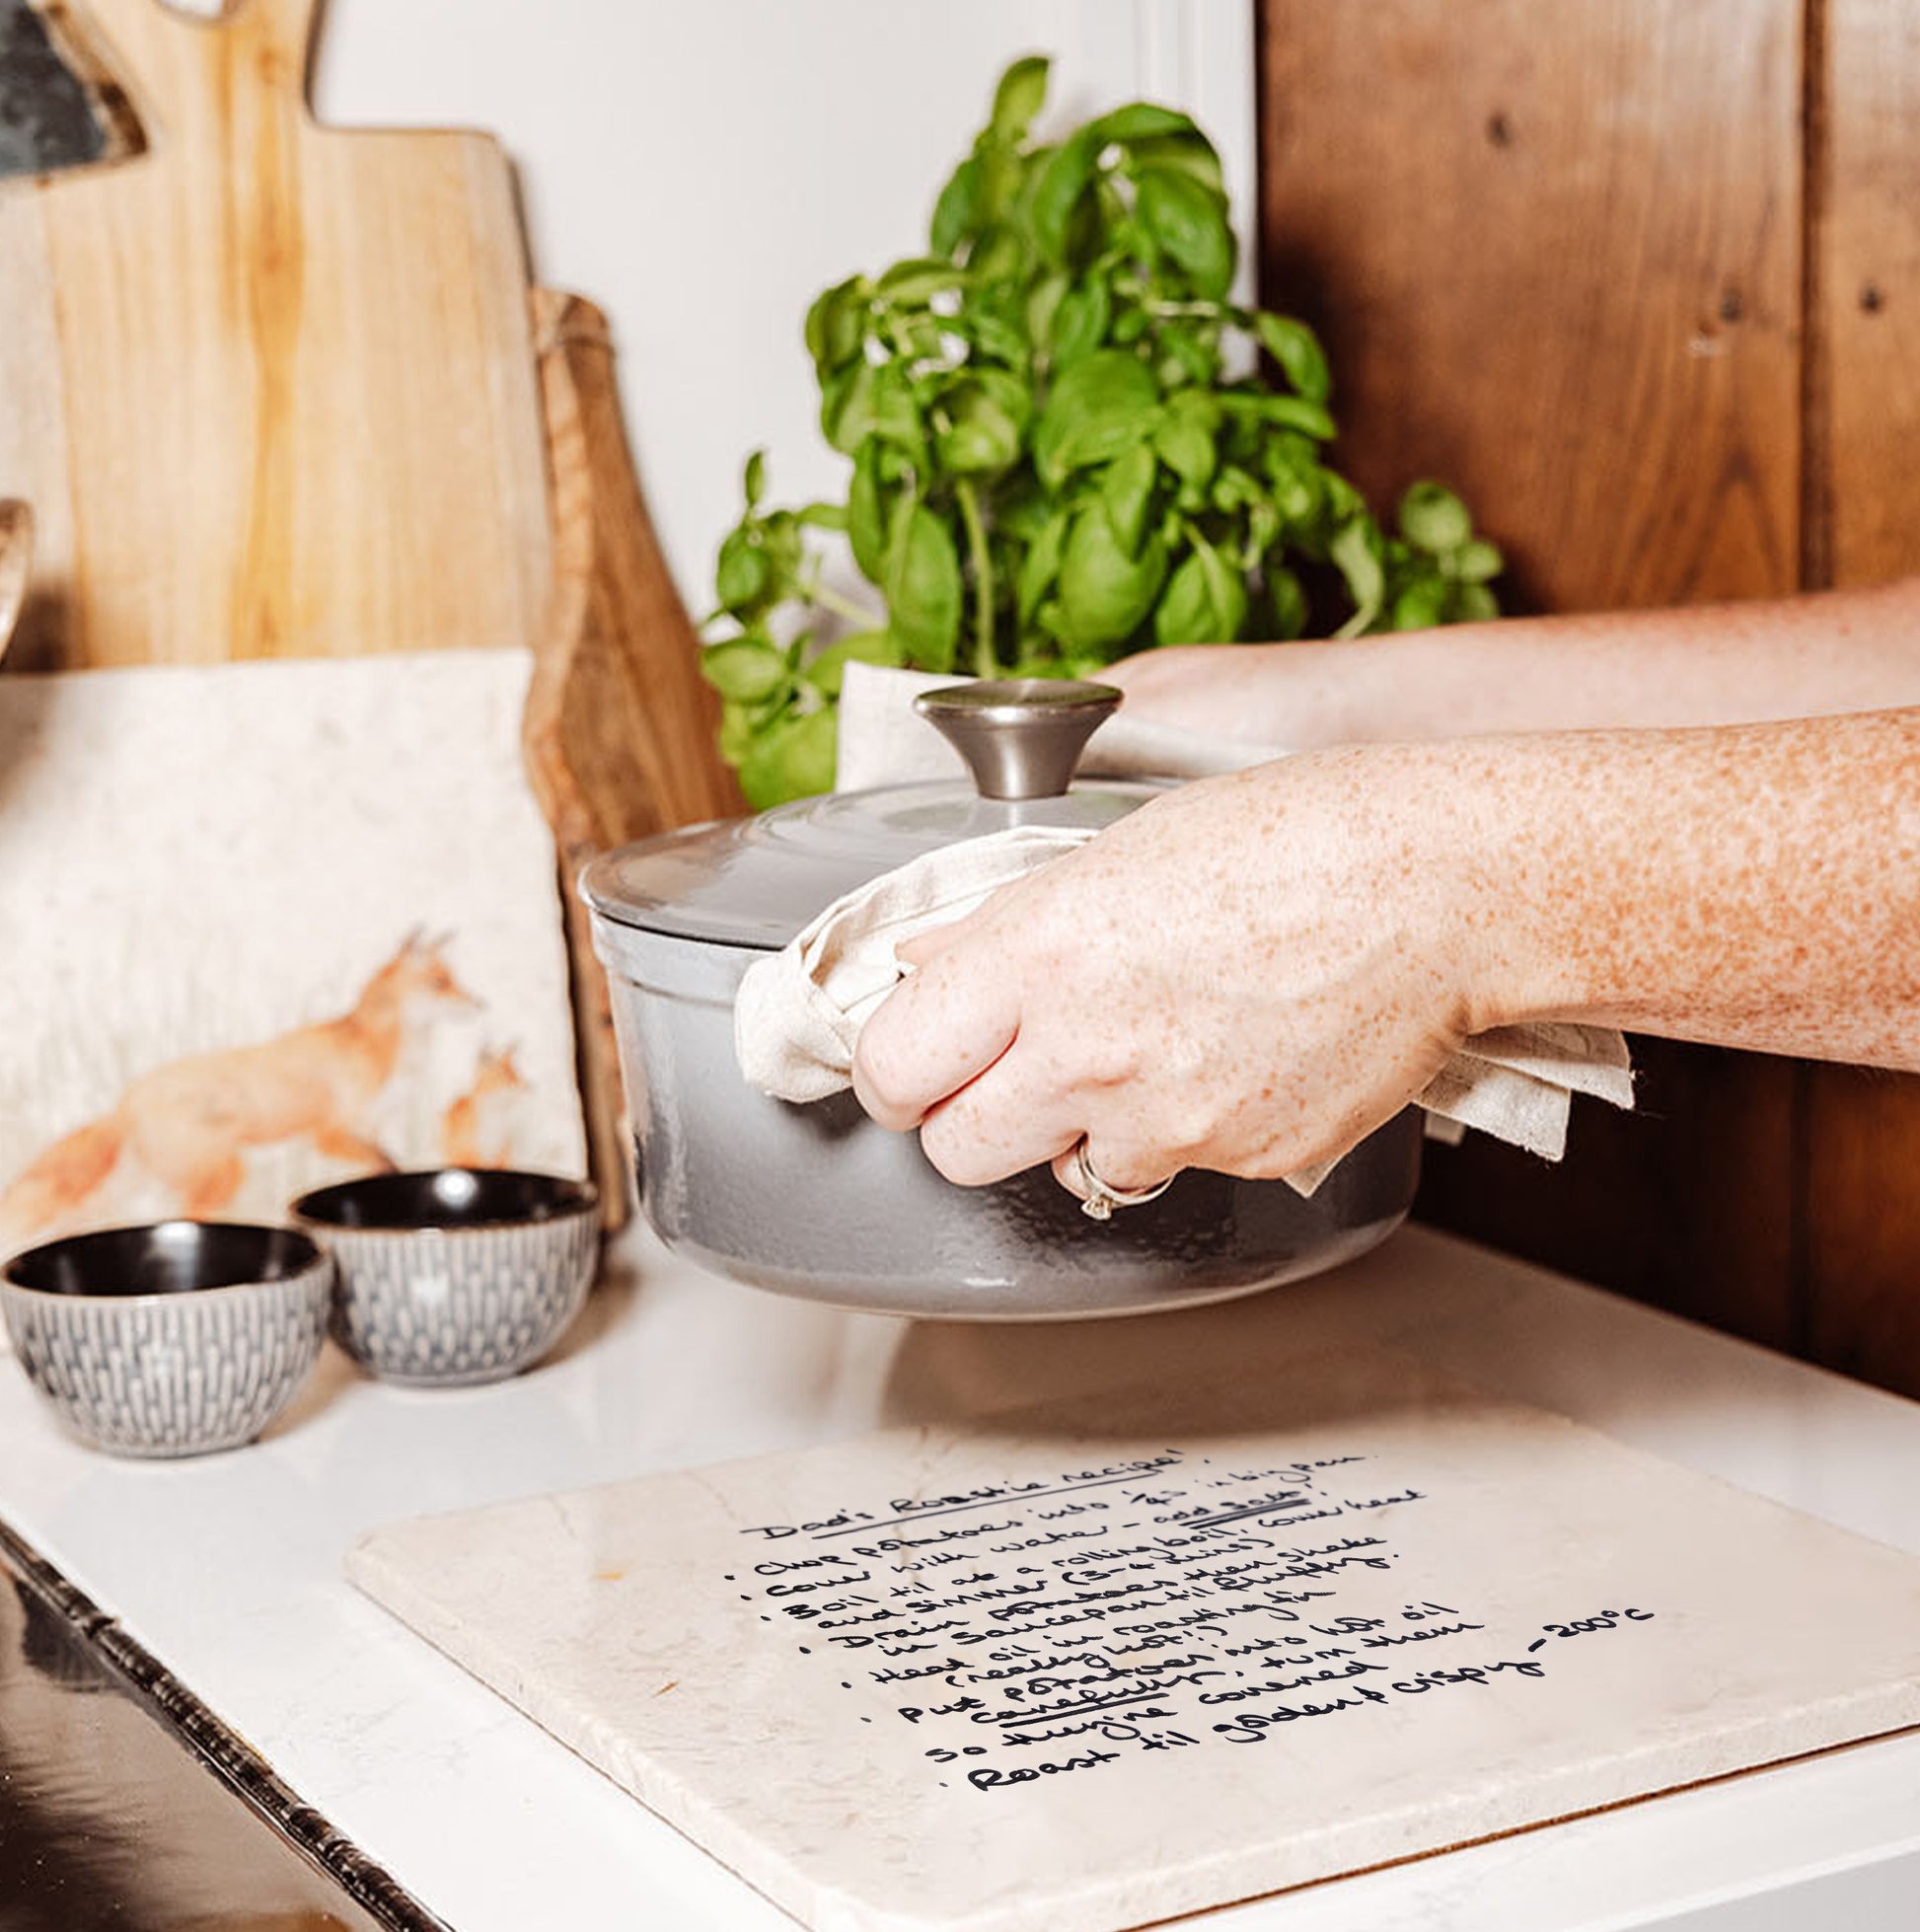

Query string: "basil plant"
[[704, 55, 1501, 806]]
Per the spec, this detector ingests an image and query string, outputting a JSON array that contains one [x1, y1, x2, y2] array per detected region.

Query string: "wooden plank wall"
[[1257, 0, 1920, 1389], [1802, 0, 1920, 1387]]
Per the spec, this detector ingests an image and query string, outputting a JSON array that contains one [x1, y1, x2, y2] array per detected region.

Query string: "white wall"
[[295, 1, 1255, 616]]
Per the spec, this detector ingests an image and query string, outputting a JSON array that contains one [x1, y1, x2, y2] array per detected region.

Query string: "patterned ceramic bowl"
[[291, 1169, 599, 1387], [0, 1222, 332, 1458]]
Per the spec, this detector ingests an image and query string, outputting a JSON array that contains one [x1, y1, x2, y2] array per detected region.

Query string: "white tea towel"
[[735, 826, 1094, 1104], [734, 823, 1634, 1195]]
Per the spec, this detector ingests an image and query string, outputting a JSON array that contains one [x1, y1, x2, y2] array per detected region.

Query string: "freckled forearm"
[[1447, 709, 1920, 1068], [1115, 575, 1920, 748], [1312, 576, 1920, 744]]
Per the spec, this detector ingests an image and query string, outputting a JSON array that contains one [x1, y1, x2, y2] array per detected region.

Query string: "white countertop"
[[4, 1222, 1920, 1932]]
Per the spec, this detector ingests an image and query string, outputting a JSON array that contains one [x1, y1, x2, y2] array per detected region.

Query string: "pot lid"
[[580, 680, 1161, 951]]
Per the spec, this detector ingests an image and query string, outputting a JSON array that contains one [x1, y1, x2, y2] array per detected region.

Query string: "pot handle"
[[914, 679, 1121, 801]]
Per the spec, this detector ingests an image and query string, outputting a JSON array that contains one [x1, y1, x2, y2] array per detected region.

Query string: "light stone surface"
[[350, 1343, 1920, 1932]]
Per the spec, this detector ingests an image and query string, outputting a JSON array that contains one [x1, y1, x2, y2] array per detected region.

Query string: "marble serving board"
[[349, 1346, 1920, 1932]]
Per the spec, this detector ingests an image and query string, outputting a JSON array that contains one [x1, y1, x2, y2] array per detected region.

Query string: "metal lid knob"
[[914, 679, 1122, 801]]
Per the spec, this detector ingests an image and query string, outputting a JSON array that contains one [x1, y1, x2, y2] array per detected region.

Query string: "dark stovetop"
[[0, 1519, 443, 1932]]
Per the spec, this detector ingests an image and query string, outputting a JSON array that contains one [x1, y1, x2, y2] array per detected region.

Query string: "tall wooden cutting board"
[[0, 0, 550, 669]]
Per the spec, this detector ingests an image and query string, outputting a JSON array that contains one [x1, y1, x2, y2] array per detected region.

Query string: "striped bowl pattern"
[[1, 1264, 331, 1459], [318, 1211, 598, 1386]]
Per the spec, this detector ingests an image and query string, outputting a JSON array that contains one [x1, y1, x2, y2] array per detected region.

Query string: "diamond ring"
[[1071, 1139, 1176, 1221]]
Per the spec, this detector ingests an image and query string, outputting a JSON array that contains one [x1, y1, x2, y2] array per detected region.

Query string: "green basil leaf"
[[739, 706, 839, 809], [1252, 313, 1332, 404], [886, 500, 963, 669], [1031, 594, 1070, 645], [977, 141, 1025, 228], [877, 257, 968, 306], [1135, 167, 1236, 299], [1123, 130, 1224, 194], [1087, 103, 1201, 145], [954, 303, 1026, 364], [1154, 536, 1247, 645], [1033, 348, 1158, 485], [1058, 506, 1169, 647], [1154, 557, 1211, 647], [963, 226, 1024, 284], [797, 501, 849, 532], [718, 697, 773, 769], [1006, 649, 1066, 678], [1220, 392, 1338, 441], [1017, 506, 1070, 624], [994, 484, 1055, 545], [935, 382, 1022, 474], [991, 54, 1050, 141], [1322, 471, 1366, 524], [1456, 582, 1502, 623], [1268, 566, 1307, 640], [1264, 443, 1324, 524], [1391, 575, 1450, 631], [804, 629, 905, 698], [971, 365, 1034, 433], [1330, 518, 1386, 636], [1398, 481, 1474, 555], [1157, 321, 1220, 389], [1210, 463, 1264, 514], [1452, 538, 1504, 583], [867, 365, 925, 458], [702, 636, 789, 704], [1101, 443, 1158, 557], [1031, 127, 1100, 266], [714, 530, 770, 613], [1243, 500, 1280, 560], [848, 439, 889, 583], [804, 276, 867, 374], [759, 507, 807, 579], [743, 450, 767, 510], [1049, 276, 1111, 367], [1165, 388, 1221, 432], [930, 156, 981, 258], [1152, 392, 1218, 488], [821, 361, 877, 454], [1195, 531, 1244, 630], [1026, 271, 1070, 350]]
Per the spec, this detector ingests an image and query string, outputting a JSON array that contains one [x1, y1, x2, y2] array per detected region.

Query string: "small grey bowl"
[[290, 1169, 599, 1387], [0, 1222, 332, 1459]]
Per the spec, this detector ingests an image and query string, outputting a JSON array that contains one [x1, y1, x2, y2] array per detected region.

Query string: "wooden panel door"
[[1256, 0, 1807, 1347], [1801, 0, 1920, 1389]]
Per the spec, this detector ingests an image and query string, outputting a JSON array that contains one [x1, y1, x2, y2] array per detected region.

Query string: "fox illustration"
[[440, 1044, 528, 1168], [0, 931, 478, 1252]]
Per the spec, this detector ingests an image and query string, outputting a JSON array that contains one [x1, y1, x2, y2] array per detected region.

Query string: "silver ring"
[[1071, 1139, 1176, 1221]]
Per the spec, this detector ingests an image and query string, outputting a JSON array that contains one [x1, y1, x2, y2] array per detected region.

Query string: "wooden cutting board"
[[0, 500, 29, 659], [0, 0, 550, 670], [352, 1345, 1920, 1932]]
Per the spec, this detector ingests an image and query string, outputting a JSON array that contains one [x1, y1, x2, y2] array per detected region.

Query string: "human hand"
[[851, 746, 1516, 1199]]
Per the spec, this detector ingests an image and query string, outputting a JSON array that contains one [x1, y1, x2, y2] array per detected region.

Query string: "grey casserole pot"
[[580, 680, 1420, 1320]]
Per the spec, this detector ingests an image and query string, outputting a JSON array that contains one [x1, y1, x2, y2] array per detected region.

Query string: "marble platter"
[[349, 1344, 1920, 1932]]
